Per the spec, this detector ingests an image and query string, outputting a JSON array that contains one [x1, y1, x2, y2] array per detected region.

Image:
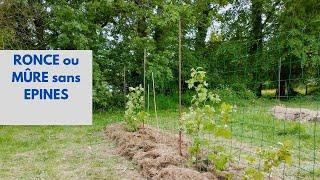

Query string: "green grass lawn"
[[0, 112, 143, 180], [145, 97, 320, 179], [0, 97, 319, 179]]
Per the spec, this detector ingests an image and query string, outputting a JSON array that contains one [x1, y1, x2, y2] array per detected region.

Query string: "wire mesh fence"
[[2, 19, 319, 178], [142, 35, 320, 179]]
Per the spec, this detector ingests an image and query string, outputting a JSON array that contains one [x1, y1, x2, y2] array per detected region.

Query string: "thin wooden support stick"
[[148, 84, 150, 113], [178, 16, 183, 156], [152, 72, 159, 131]]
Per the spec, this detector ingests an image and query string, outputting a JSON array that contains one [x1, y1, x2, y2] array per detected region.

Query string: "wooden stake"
[[278, 58, 281, 100], [123, 66, 126, 96], [2, 36, 4, 50], [152, 72, 159, 130], [178, 16, 183, 156], [143, 49, 146, 129], [148, 84, 150, 113], [144, 48, 147, 108]]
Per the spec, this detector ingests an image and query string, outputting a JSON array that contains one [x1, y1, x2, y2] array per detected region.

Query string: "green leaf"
[[215, 127, 232, 138]]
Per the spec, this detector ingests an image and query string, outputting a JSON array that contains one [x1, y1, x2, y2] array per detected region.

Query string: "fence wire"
[[143, 35, 320, 179]]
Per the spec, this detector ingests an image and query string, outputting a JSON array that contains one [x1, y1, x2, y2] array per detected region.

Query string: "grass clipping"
[[105, 124, 217, 180], [271, 105, 320, 122]]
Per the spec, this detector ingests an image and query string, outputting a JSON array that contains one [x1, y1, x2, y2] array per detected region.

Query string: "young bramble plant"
[[261, 140, 292, 173], [124, 85, 149, 132], [183, 67, 233, 172], [243, 140, 292, 180]]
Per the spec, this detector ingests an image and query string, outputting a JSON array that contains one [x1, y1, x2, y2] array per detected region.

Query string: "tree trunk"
[[279, 65, 293, 98], [135, 0, 147, 38], [195, 2, 210, 58], [279, 80, 286, 98], [135, 0, 147, 86], [249, 0, 263, 97], [256, 83, 262, 97], [154, 5, 165, 51], [305, 85, 308, 95]]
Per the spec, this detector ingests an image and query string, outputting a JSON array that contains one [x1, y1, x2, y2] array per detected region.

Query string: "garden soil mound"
[[105, 124, 217, 180], [271, 106, 320, 122]]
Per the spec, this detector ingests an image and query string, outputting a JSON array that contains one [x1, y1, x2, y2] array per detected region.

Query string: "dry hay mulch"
[[270, 105, 320, 122], [153, 165, 216, 180], [105, 123, 218, 180]]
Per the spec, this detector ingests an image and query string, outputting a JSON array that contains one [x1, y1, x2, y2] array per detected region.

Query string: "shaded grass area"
[[0, 112, 142, 179]]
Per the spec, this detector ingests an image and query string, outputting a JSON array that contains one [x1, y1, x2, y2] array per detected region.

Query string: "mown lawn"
[[0, 97, 319, 179], [145, 97, 320, 179], [0, 112, 143, 180]]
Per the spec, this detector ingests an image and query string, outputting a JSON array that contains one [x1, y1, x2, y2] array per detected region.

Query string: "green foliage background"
[[0, 0, 319, 110]]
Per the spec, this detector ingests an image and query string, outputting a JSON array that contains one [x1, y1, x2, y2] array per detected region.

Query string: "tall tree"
[[276, 0, 320, 97], [249, 0, 263, 96], [0, 0, 47, 49]]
